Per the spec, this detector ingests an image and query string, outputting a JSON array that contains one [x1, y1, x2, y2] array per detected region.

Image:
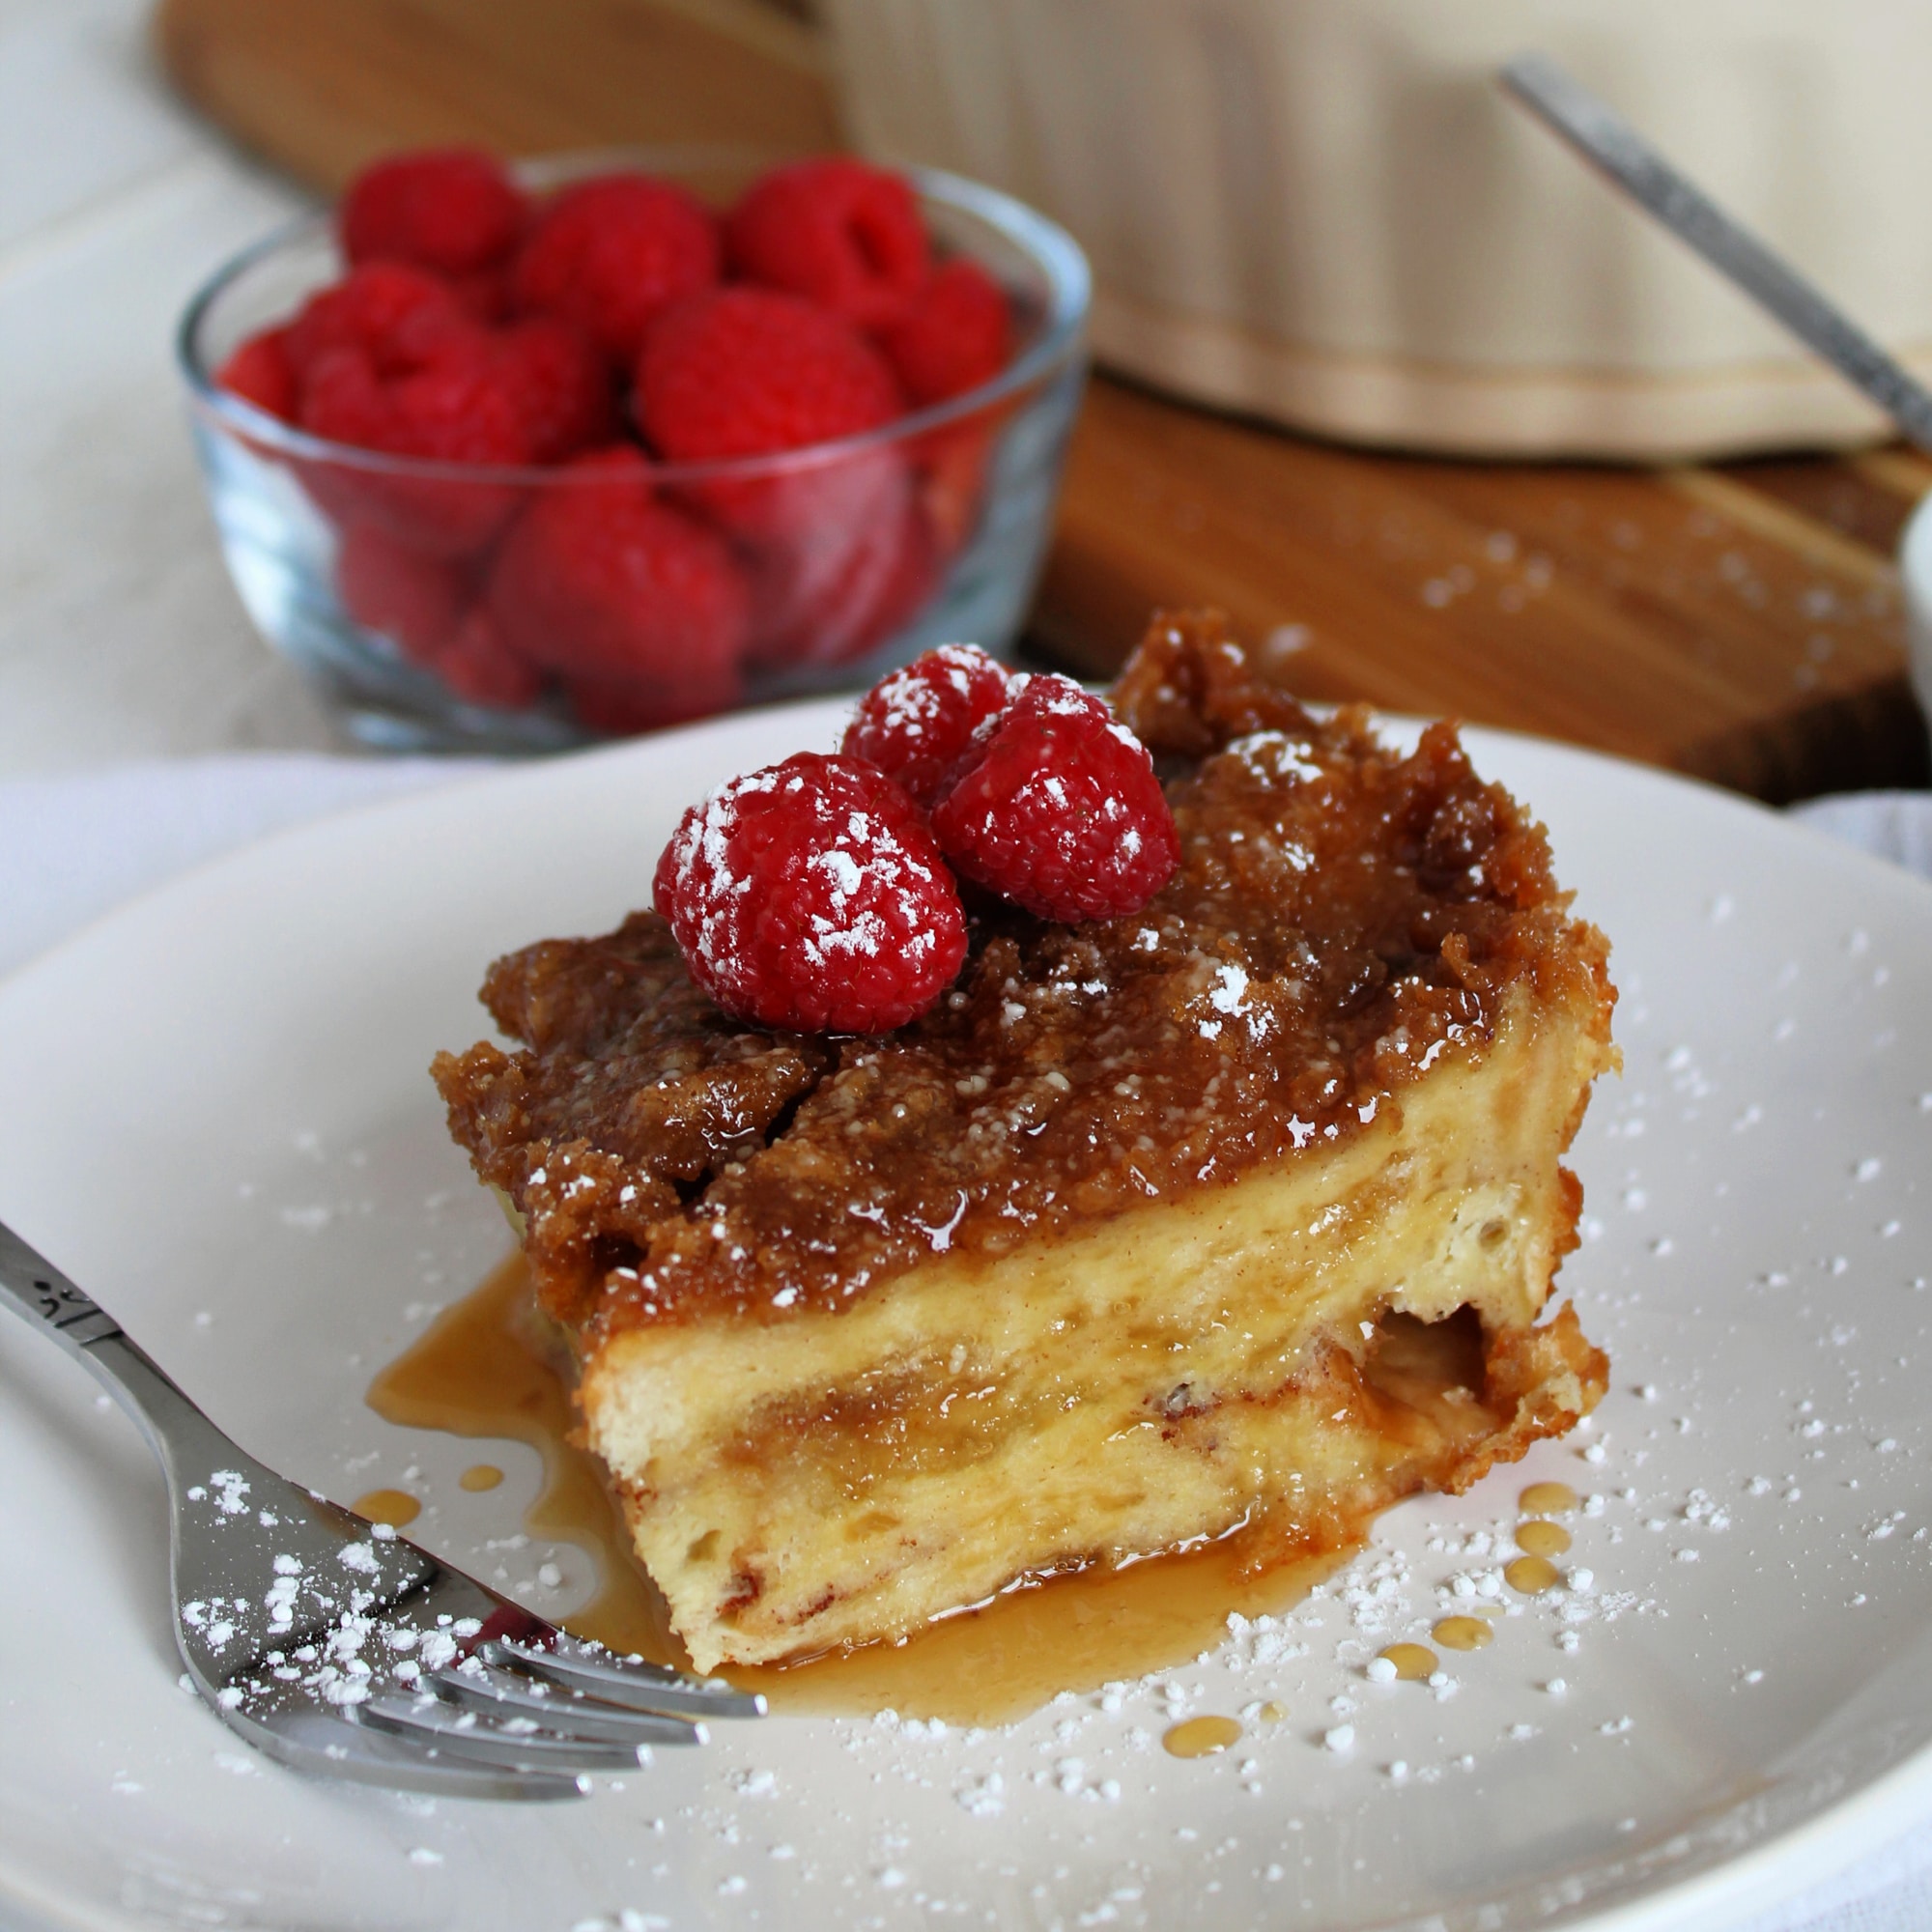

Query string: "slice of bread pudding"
[[435, 614, 1614, 1672]]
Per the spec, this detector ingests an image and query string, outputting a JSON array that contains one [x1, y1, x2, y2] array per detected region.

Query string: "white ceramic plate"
[[3, 703, 1930, 1932]]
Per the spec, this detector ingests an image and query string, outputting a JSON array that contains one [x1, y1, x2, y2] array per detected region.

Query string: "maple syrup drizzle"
[[351, 1488, 419, 1527], [459, 1463, 504, 1492], [1519, 1482, 1578, 1515], [1504, 1554, 1561, 1595], [1377, 1641, 1437, 1681], [1515, 1519, 1572, 1559], [1163, 1716, 1242, 1758], [1432, 1615, 1493, 1652], [366, 1252, 1359, 1725]]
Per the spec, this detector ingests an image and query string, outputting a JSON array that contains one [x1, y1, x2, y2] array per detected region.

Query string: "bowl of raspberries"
[[178, 146, 1090, 752]]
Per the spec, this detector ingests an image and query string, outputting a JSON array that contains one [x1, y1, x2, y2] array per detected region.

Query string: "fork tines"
[[355, 1691, 671, 1773], [431, 1660, 709, 1746], [348, 1631, 765, 1776], [485, 1635, 767, 1719]]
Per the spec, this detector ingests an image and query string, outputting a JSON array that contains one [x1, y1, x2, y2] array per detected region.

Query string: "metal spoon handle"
[[1501, 49, 1932, 457]]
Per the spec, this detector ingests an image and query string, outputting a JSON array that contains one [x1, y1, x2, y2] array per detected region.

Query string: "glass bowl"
[[177, 150, 1090, 753]]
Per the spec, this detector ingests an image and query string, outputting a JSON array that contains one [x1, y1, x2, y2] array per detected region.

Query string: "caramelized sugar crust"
[[434, 612, 1613, 1337]]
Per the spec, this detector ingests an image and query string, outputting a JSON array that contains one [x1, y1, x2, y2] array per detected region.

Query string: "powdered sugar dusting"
[[659, 752, 967, 1032]]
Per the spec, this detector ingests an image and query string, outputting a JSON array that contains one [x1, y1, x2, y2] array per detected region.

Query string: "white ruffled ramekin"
[[821, 0, 1932, 459]]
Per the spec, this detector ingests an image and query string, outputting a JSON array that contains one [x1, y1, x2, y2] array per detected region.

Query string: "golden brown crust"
[[434, 611, 1615, 1337], [1111, 608, 1322, 757], [1446, 1302, 1610, 1494]]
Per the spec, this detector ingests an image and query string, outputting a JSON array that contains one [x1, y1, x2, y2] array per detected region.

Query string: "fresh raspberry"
[[284, 262, 473, 382], [486, 446, 749, 714], [654, 753, 967, 1032], [511, 174, 720, 364], [434, 606, 544, 710], [746, 481, 932, 671], [334, 525, 542, 707], [725, 158, 929, 328], [875, 258, 1011, 406], [449, 264, 515, 323], [638, 288, 908, 641], [339, 147, 529, 278], [333, 522, 468, 662], [842, 642, 1012, 806], [931, 674, 1179, 922], [739, 449, 925, 670], [827, 491, 938, 666], [564, 664, 742, 737], [297, 333, 529, 554], [300, 334, 530, 463], [916, 417, 994, 560], [214, 325, 298, 421], [493, 317, 615, 463], [637, 286, 904, 469]]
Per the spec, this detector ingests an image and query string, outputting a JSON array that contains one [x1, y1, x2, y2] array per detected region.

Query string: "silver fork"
[[0, 1217, 762, 1801]]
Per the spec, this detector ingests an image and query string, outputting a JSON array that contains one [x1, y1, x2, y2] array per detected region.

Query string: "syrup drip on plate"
[[1505, 1554, 1562, 1595], [1432, 1615, 1493, 1652], [351, 1487, 420, 1528], [1515, 1519, 1572, 1559], [1377, 1641, 1437, 1681], [1519, 1481, 1578, 1515], [367, 1253, 1360, 1725], [1163, 1716, 1243, 1758]]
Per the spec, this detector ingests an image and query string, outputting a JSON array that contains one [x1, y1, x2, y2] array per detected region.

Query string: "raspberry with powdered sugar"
[[931, 671, 1181, 922], [653, 752, 968, 1034], [840, 642, 1015, 808], [656, 653, 1181, 1030]]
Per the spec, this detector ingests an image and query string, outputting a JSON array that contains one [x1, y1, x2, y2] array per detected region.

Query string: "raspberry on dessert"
[[511, 174, 721, 364], [493, 316, 615, 463], [875, 257, 1012, 407], [339, 147, 529, 278], [636, 285, 904, 469], [725, 157, 929, 329], [333, 522, 468, 663], [486, 445, 749, 711], [297, 333, 531, 554], [842, 641, 1014, 807], [283, 262, 473, 383], [931, 672, 1181, 922], [214, 325, 298, 421], [654, 752, 967, 1033]]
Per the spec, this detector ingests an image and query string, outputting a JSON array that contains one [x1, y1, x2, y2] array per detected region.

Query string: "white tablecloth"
[[2, 753, 1930, 1930]]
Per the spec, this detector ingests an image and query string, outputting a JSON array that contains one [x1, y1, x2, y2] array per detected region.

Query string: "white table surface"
[[2, 7, 1931, 1927], [0, 0, 339, 779]]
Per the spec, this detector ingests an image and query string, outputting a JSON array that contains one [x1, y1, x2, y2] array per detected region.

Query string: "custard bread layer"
[[583, 983, 1607, 1668]]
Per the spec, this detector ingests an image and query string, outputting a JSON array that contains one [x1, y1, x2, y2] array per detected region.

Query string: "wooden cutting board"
[[155, 0, 1932, 802]]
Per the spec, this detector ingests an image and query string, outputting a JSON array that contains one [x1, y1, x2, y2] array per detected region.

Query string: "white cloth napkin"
[[2, 755, 1931, 1929], [1787, 790, 1932, 882]]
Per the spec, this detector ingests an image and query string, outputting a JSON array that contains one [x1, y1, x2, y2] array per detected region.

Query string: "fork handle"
[[0, 1217, 125, 1350], [0, 1217, 248, 1488]]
